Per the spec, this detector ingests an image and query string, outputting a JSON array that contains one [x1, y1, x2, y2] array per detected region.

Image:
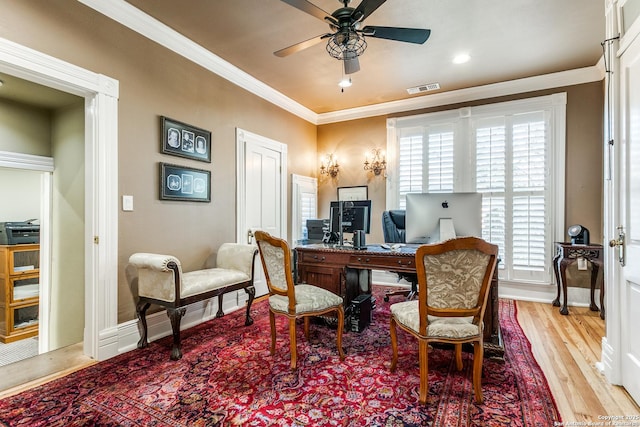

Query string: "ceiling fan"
[[275, 0, 431, 74]]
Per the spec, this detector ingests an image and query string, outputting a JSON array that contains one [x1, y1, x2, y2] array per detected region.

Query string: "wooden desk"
[[295, 244, 503, 357], [552, 242, 604, 319]]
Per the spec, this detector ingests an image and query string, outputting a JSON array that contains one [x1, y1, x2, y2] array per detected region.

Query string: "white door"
[[616, 29, 640, 404], [236, 128, 287, 297]]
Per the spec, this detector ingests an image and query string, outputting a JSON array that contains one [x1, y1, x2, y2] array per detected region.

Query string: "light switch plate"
[[122, 195, 134, 211]]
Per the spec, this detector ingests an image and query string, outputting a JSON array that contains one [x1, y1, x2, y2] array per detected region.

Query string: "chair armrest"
[[129, 253, 181, 271], [129, 253, 182, 302], [216, 243, 258, 278]]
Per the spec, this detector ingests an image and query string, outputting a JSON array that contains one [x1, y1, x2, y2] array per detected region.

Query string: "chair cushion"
[[181, 268, 251, 298], [269, 284, 343, 314], [390, 300, 480, 339]]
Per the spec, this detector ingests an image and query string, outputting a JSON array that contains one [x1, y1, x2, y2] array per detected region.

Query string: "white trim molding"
[[0, 151, 54, 172]]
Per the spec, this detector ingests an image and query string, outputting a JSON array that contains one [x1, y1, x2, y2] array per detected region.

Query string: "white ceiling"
[[122, 0, 605, 114]]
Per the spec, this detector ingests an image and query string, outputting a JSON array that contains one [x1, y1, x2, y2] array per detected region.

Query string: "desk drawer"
[[297, 251, 349, 266], [348, 254, 415, 271]]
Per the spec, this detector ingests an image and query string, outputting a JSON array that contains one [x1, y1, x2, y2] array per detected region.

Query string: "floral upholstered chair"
[[254, 230, 346, 369], [389, 236, 498, 404]]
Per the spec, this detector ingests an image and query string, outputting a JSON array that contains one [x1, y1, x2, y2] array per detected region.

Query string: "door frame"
[[235, 127, 288, 244], [0, 37, 120, 361]]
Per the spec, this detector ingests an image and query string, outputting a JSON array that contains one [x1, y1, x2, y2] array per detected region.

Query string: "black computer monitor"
[[329, 200, 372, 234]]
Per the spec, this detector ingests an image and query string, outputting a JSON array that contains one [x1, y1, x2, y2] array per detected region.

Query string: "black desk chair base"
[[383, 273, 418, 302]]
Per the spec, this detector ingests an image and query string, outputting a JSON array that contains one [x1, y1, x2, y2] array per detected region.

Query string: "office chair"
[[389, 237, 499, 404], [381, 210, 418, 301]]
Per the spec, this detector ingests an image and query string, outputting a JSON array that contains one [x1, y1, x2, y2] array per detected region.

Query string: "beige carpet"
[[0, 337, 38, 367]]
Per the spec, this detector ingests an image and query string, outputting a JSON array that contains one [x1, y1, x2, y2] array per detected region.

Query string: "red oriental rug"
[[0, 287, 561, 426]]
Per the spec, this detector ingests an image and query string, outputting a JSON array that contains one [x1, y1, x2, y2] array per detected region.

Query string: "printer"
[[0, 220, 40, 245]]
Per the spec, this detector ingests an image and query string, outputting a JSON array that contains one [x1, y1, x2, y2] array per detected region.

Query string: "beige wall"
[[318, 82, 605, 288], [0, 0, 318, 323], [0, 98, 51, 157], [0, 168, 41, 221], [50, 103, 85, 349], [317, 116, 388, 244]]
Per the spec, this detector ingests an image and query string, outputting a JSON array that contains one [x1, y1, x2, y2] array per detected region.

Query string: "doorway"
[[0, 37, 120, 362]]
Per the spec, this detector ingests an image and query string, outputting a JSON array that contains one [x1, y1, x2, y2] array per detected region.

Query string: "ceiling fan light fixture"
[[338, 77, 352, 88], [326, 31, 367, 60]]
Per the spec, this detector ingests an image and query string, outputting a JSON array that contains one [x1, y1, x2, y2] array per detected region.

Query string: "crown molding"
[[77, 0, 317, 124], [78, 0, 604, 126], [317, 64, 604, 124]]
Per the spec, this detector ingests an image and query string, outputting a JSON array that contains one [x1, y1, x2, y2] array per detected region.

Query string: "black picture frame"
[[160, 162, 211, 202], [161, 116, 211, 163]]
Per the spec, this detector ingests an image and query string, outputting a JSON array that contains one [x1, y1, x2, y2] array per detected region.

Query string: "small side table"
[[552, 242, 604, 319]]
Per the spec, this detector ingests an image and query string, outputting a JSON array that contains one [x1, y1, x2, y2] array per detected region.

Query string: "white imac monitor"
[[405, 192, 483, 244]]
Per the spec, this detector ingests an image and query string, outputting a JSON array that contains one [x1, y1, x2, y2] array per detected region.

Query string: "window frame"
[[386, 93, 567, 285], [291, 174, 318, 244]]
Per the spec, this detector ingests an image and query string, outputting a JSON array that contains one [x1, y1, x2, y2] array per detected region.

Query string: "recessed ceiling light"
[[453, 53, 470, 64], [0, 79, 4, 87]]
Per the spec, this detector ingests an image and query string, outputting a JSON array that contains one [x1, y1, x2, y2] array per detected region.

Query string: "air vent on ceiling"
[[407, 83, 441, 95]]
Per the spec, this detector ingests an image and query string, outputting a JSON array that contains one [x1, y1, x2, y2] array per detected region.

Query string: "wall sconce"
[[320, 153, 340, 178], [364, 148, 386, 176]]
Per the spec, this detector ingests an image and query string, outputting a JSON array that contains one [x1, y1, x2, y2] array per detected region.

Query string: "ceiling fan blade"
[[274, 33, 332, 57], [343, 55, 360, 75], [362, 26, 431, 44], [279, 0, 333, 22], [352, 0, 388, 22]]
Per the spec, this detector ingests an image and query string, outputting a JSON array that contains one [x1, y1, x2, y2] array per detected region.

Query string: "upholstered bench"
[[129, 243, 258, 360]]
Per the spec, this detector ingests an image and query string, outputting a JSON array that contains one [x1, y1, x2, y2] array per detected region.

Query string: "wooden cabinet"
[[0, 244, 40, 343], [296, 249, 347, 298]]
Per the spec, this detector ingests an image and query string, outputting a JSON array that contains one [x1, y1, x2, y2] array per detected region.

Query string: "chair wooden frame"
[[389, 237, 498, 404], [255, 231, 345, 369]]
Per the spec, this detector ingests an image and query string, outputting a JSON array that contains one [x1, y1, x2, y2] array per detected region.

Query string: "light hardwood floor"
[[0, 301, 638, 422], [517, 301, 640, 423]]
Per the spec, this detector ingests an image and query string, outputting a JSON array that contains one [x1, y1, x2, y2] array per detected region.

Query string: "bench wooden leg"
[[244, 286, 255, 326], [167, 307, 187, 360], [216, 295, 225, 319], [136, 301, 151, 349]]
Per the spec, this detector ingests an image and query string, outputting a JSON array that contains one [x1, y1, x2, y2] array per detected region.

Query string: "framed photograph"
[[161, 116, 211, 162], [160, 162, 211, 202], [337, 185, 368, 201]]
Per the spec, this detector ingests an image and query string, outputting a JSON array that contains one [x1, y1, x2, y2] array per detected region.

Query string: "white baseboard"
[[115, 291, 247, 356], [372, 270, 601, 308]]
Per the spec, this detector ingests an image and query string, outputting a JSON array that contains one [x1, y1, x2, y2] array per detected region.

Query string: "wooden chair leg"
[[167, 307, 187, 361], [389, 316, 399, 372], [136, 301, 151, 349], [269, 310, 276, 356], [418, 339, 429, 404], [455, 343, 463, 371], [473, 341, 484, 403], [303, 317, 310, 340], [336, 305, 345, 361], [289, 317, 298, 370], [243, 286, 255, 326]]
